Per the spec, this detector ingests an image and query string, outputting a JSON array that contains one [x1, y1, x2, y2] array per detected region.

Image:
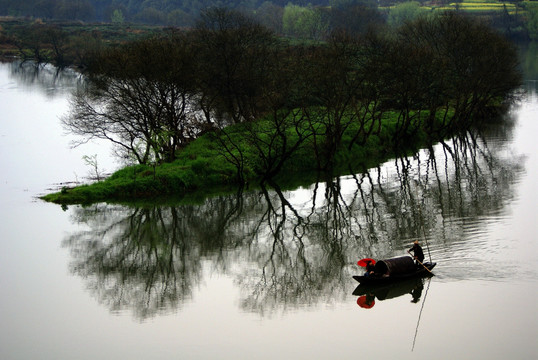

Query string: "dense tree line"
[[0, 0, 386, 35], [0, 0, 533, 40], [62, 9, 521, 181]]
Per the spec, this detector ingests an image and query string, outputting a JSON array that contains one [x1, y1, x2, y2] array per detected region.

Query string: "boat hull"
[[353, 262, 436, 285]]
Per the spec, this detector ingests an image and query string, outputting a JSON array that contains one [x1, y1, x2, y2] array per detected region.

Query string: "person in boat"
[[408, 240, 425, 265], [365, 260, 376, 276]]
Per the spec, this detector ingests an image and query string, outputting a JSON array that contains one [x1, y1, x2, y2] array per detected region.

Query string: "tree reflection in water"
[[8, 60, 82, 97], [62, 121, 524, 319]]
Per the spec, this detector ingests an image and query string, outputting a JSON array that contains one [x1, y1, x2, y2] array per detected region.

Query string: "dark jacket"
[[409, 243, 425, 263]]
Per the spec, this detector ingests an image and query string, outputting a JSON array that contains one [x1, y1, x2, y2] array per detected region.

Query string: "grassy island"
[[40, 108, 496, 205], [40, 114, 403, 204]]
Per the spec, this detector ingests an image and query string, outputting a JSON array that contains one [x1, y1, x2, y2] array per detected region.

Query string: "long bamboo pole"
[[408, 250, 435, 275]]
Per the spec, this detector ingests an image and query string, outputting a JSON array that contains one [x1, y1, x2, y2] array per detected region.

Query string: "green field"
[[445, 1, 517, 12]]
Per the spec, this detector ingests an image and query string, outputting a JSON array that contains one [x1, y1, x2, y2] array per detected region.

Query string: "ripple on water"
[[424, 210, 536, 282]]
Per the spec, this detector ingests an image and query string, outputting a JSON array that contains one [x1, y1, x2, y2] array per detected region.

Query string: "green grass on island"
[[41, 109, 465, 205]]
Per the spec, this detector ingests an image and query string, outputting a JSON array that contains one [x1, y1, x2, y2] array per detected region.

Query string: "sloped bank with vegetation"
[[41, 10, 522, 205], [40, 110, 446, 204]]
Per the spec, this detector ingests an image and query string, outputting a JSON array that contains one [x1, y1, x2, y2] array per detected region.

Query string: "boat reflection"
[[353, 276, 431, 309]]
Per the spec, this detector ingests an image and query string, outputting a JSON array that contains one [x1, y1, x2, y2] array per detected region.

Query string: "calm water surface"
[[0, 59, 537, 360]]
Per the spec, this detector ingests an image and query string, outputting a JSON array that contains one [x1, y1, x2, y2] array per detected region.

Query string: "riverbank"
[[41, 108, 483, 205]]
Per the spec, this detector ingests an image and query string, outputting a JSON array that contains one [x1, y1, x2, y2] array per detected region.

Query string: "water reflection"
[[519, 42, 538, 81], [353, 276, 430, 309], [62, 118, 524, 319], [4, 60, 82, 97]]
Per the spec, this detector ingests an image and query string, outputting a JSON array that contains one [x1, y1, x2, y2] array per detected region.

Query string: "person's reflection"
[[411, 282, 424, 303]]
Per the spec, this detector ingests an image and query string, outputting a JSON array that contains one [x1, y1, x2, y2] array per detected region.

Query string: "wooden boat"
[[353, 255, 436, 285]]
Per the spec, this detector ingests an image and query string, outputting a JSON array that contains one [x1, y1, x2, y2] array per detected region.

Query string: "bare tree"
[[63, 34, 199, 164]]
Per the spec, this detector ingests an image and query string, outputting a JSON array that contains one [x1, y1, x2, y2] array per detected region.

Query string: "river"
[[0, 55, 537, 359]]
